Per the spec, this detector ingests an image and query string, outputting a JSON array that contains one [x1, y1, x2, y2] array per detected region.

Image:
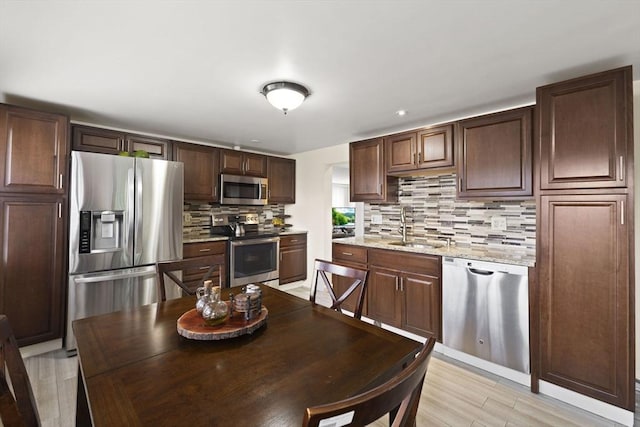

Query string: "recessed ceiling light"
[[250, 139, 260, 143], [396, 110, 408, 117]]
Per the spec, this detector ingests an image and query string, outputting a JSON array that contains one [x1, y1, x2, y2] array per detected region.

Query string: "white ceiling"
[[1, 1, 639, 156]]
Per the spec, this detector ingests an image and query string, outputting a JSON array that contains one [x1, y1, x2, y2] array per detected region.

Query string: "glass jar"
[[195, 280, 213, 315], [202, 285, 229, 326]]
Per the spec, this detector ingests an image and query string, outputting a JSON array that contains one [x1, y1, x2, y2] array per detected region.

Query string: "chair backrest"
[[0, 315, 40, 427], [302, 337, 436, 427], [156, 254, 225, 302], [310, 259, 369, 319]]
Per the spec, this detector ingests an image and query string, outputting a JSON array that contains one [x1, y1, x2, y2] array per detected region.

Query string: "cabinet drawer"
[[369, 249, 439, 275], [280, 234, 306, 247], [332, 244, 367, 264], [184, 241, 227, 258]]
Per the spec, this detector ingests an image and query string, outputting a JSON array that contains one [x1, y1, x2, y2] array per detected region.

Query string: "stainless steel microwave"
[[220, 174, 268, 205]]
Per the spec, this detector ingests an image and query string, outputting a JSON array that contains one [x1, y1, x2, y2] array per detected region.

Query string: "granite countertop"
[[184, 229, 307, 244], [334, 236, 535, 267]]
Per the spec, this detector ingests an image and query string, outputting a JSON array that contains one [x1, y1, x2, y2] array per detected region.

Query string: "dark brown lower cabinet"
[[368, 249, 441, 340], [538, 194, 632, 410], [183, 241, 227, 290], [0, 196, 65, 346], [279, 233, 307, 285]]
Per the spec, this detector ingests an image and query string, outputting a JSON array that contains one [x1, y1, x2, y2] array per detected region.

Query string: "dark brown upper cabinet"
[[173, 142, 219, 202], [0, 104, 68, 195], [536, 66, 632, 190], [267, 156, 296, 204], [456, 106, 533, 199], [72, 125, 171, 160], [386, 124, 454, 175], [350, 138, 397, 203], [220, 149, 267, 177]]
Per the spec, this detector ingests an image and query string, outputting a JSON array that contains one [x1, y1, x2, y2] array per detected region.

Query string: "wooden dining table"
[[73, 285, 422, 426]]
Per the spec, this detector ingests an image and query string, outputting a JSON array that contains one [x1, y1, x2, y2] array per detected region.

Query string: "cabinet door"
[[72, 125, 124, 155], [220, 149, 244, 175], [417, 124, 454, 170], [268, 157, 295, 203], [0, 196, 65, 346], [457, 106, 532, 198], [127, 135, 171, 160], [183, 241, 227, 290], [367, 267, 402, 327], [537, 66, 631, 189], [0, 105, 68, 194], [539, 194, 632, 409], [244, 153, 267, 177], [402, 273, 440, 339], [279, 244, 307, 285], [350, 138, 397, 202], [173, 143, 219, 201], [386, 132, 417, 173]]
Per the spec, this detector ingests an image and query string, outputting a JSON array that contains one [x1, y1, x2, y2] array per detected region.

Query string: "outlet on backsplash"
[[183, 212, 192, 225], [491, 216, 507, 231]]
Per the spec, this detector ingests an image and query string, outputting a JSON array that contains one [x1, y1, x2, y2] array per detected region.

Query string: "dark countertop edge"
[[334, 237, 535, 268], [184, 230, 307, 244]]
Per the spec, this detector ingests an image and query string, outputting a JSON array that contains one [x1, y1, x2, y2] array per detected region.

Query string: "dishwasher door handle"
[[468, 268, 494, 276]]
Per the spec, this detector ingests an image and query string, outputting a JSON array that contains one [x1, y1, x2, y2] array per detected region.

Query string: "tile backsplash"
[[183, 203, 286, 240], [365, 174, 536, 252]]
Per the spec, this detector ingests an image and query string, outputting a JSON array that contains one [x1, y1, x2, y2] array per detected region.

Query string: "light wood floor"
[[15, 285, 639, 427]]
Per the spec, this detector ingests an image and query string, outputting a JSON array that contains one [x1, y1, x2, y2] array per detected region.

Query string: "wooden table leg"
[[76, 365, 92, 427]]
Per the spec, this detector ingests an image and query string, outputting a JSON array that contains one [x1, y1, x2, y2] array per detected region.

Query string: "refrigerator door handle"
[[134, 161, 143, 263], [126, 166, 136, 264], [72, 265, 157, 284]]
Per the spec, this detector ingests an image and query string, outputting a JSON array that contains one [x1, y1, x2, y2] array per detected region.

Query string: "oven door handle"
[[230, 237, 280, 246]]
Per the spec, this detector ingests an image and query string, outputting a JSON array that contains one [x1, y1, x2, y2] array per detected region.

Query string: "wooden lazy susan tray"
[[177, 306, 268, 341]]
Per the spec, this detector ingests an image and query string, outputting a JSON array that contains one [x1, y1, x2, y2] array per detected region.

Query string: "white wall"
[[289, 144, 349, 287]]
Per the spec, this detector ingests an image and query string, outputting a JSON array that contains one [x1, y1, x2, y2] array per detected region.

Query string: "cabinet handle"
[[342, 252, 353, 256], [413, 152, 417, 164], [417, 152, 421, 164], [400, 277, 404, 292], [395, 277, 399, 291], [621, 200, 625, 225], [459, 177, 462, 189], [199, 248, 211, 252], [58, 203, 62, 219], [290, 239, 298, 243], [59, 174, 63, 189], [619, 156, 624, 181]]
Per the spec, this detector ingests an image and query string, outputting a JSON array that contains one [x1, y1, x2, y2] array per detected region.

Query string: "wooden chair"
[[302, 337, 436, 427], [156, 254, 225, 302], [310, 259, 369, 319], [0, 314, 40, 427]]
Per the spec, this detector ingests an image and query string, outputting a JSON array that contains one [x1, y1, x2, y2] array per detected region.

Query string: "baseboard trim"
[[20, 339, 62, 359]]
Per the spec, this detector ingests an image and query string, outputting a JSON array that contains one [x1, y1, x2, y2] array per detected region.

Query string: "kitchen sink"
[[386, 241, 434, 249]]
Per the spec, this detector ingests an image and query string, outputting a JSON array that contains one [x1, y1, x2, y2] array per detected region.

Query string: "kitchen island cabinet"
[[220, 149, 267, 177], [173, 142, 220, 202], [349, 138, 397, 203], [456, 106, 533, 199], [267, 156, 296, 204], [279, 233, 307, 284], [72, 125, 171, 159], [0, 104, 68, 346]]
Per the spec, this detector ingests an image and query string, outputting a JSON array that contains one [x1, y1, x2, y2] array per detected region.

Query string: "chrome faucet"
[[399, 206, 408, 244]]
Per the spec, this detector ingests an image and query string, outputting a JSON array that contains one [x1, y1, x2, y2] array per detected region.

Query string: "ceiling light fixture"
[[261, 81, 310, 115], [396, 109, 408, 117]]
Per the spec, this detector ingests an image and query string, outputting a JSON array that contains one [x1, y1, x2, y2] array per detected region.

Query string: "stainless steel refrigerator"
[[66, 151, 184, 351]]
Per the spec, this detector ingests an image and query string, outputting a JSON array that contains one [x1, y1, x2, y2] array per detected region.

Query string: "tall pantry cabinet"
[[0, 104, 69, 347], [535, 66, 634, 410]]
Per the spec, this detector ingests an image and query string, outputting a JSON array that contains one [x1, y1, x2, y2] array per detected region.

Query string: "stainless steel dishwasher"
[[442, 257, 529, 373]]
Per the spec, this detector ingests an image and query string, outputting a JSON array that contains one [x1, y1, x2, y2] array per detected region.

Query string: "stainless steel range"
[[212, 214, 279, 287]]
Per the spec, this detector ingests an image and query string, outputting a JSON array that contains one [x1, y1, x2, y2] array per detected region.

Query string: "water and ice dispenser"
[[79, 210, 124, 254]]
